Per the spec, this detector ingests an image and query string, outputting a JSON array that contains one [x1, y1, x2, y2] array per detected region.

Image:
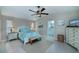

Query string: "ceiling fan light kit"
[[29, 6, 49, 17]]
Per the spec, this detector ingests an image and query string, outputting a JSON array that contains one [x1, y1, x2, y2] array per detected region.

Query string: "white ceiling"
[[1, 6, 79, 20]]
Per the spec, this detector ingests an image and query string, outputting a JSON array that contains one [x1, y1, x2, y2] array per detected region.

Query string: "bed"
[[17, 26, 41, 44]]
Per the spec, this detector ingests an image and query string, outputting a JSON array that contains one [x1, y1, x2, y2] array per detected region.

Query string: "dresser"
[[8, 32, 18, 41], [66, 26, 79, 50]]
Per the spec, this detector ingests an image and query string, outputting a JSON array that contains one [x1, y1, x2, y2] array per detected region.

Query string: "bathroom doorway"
[[47, 20, 55, 41]]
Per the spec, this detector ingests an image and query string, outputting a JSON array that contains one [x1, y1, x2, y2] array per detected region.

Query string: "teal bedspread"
[[18, 26, 40, 43]]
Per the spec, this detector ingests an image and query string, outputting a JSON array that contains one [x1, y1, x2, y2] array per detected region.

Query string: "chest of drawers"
[[66, 27, 79, 50]]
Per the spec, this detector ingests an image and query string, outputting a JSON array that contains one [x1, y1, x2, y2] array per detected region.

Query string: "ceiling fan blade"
[[41, 8, 45, 12], [29, 9, 36, 12], [41, 13, 49, 15], [37, 6, 40, 8]]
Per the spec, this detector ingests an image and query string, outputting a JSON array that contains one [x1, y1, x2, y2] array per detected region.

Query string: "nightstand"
[[8, 32, 18, 41], [57, 35, 64, 43]]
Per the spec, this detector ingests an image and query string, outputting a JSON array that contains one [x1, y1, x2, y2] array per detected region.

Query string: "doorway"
[[47, 20, 55, 41]]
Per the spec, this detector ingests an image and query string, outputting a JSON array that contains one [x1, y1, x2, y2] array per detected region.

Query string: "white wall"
[[36, 17, 47, 35], [36, 10, 79, 40], [1, 15, 35, 41], [0, 12, 2, 42], [1, 7, 79, 41], [54, 12, 79, 40]]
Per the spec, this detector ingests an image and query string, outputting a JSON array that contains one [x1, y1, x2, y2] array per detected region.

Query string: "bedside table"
[[8, 32, 18, 41]]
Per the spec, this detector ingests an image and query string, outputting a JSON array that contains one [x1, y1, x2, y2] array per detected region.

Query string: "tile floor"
[[0, 37, 78, 53], [46, 41, 78, 53]]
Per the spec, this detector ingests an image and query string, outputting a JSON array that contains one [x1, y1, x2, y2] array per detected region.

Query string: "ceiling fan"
[[29, 6, 49, 17]]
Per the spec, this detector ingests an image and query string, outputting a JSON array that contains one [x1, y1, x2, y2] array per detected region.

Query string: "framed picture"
[[57, 20, 65, 26]]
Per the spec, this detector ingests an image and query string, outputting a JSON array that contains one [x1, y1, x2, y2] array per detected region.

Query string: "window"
[[31, 22, 34, 30], [6, 20, 13, 34]]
